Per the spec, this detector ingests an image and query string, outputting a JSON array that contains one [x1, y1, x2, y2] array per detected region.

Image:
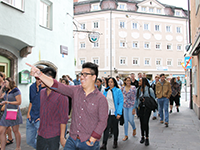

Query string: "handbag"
[[143, 88, 158, 111], [5, 93, 18, 120]]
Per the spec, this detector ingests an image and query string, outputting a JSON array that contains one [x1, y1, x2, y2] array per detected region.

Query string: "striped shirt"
[[38, 88, 69, 139], [51, 79, 108, 142]]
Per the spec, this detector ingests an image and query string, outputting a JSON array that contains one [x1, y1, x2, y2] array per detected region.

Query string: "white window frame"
[[2, 0, 24, 11], [149, 7, 154, 13], [175, 10, 181, 16], [167, 44, 172, 50], [119, 57, 127, 65], [80, 42, 86, 49], [93, 42, 99, 48], [80, 23, 86, 30], [177, 59, 183, 66], [144, 58, 151, 66], [93, 21, 99, 29], [80, 58, 86, 65], [92, 57, 99, 65], [176, 26, 181, 33], [144, 23, 149, 30], [144, 42, 150, 49], [132, 57, 140, 65], [155, 58, 162, 66], [177, 44, 182, 51], [91, 4, 100, 11], [132, 41, 139, 49], [157, 8, 161, 13], [155, 24, 160, 31], [166, 25, 171, 32], [120, 40, 126, 48], [141, 6, 146, 12], [132, 22, 138, 29], [119, 21, 126, 29], [166, 58, 173, 66], [39, 0, 52, 29], [156, 43, 161, 50]]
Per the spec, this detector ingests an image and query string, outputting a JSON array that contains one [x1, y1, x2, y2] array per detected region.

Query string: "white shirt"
[[107, 90, 115, 115]]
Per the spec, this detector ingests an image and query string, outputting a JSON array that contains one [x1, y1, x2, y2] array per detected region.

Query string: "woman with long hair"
[[121, 77, 137, 141], [132, 78, 155, 146], [169, 77, 180, 113], [0, 78, 23, 150], [100, 77, 124, 150]]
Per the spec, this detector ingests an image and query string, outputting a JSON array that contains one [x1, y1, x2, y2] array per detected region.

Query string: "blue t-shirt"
[[73, 79, 81, 85], [29, 82, 43, 122]]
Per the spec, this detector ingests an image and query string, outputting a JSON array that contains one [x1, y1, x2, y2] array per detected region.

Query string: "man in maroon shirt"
[[36, 67, 69, 150], [27, 62, 108, 150]]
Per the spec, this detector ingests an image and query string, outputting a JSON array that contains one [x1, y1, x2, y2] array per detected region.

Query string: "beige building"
[[74, 0, 188, 81]]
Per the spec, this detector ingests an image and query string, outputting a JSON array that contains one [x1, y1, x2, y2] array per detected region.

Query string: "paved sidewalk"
[[6, 92, 200, 150]]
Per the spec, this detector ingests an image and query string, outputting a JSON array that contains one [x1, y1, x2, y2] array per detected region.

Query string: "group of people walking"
[[0, 61, 182, 150]]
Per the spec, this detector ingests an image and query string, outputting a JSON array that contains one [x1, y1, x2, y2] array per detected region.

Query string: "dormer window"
[[157, 8, 161, 14], [141, 7, 146, 12], [175, 11, 180, 16], [119, 4, 125, 9], [93, 4, 99, 10], [149, 8, 154, 13]]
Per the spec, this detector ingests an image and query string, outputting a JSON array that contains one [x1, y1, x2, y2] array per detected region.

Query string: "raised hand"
[[26, 63, 42, 78]]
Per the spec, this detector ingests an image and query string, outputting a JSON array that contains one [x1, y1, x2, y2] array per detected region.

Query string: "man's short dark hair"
[[82, 62, 98, 81], [160, 73, 165, 77], [41, 67, 56, 79], [116, 76, 119, 78]]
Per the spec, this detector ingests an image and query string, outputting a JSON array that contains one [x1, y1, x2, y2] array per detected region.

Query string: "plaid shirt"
[[38, 88, 69, 139], [51, 79, 108, 142]]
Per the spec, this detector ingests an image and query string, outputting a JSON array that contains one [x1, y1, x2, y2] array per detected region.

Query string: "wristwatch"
[[88, 139, 94, 145]]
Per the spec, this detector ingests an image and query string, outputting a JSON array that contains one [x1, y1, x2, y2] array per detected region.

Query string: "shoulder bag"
[[5, 93, 18, 120], [144, 88, 158, 111]]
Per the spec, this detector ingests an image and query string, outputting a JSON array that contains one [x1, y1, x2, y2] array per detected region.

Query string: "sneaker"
[[145, 139, 149, 146], [152, 116, 157, 120], [177, 108, 179, 112], [140, 137, 145, 144], [169, 110, 172, 113], [165, 122, 168, 127]]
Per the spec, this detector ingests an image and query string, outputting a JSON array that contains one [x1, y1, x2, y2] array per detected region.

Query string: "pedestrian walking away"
[[132, 78, 155, 146], [26, 62, 108, 150]]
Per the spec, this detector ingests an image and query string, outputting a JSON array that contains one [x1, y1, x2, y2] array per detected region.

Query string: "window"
[[167, 44, 172, 50], [93, 4, 99, 10], [144, 42, 150, 49], [132, 23, 137, 29], [144, 24, 149, 30], [176, 27, 181, 33], [166, 26, 171, 32], [80, 23, 85, 30], [144, 58, 150, 65], [155, 25, 160, 31], [141, 7, 146, 12], [120, 41, 126, 48], [120, 21, 125, 28], [93, 58, 99, 65], [94, 22, 99, 28], [80, 42, 85, 49], [2, 0, 24, 10], [149, 8, 154, 12], [178, 59, 182, 66], [119, 4, 125, 9], [133, 42, 138, 48], [167, 59, 172, 66], [177, 44, 182, 50], [157, 8, 161, 13], [132, 58, 139, 65], [156, 43, 161, 49], [40, 1, 52, 29], [175, 11, 180, 16], [120, 57, 126, 65], [80, 58, 86, 65], [156, 58, 162, 66], [93, 42, 99, 48]]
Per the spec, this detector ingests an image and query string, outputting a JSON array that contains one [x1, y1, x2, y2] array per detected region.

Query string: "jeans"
[[26, 119, 40, 149], [123, 107, 136, 136], [37, 135, 60, 150], [64, 136, 100, 150], [157, 97, 169, 123]]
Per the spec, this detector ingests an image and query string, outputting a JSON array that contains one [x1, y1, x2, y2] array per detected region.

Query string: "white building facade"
[[0, 0, 74, 107], [74, 0, 188, 81]]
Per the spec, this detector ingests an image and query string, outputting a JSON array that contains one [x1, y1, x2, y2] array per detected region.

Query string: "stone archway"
[[33, 60, 58, 79], [0, 48, 18, 82]]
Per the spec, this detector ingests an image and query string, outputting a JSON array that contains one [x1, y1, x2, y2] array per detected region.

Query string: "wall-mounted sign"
[[19, 70, 31, 84], [88, 32, 100, 43], [60, 45, 68, 55], [184, 56, 192, 69]]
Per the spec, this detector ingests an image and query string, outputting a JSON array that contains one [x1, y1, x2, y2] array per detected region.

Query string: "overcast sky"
[[157, 0, 188, 10]]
